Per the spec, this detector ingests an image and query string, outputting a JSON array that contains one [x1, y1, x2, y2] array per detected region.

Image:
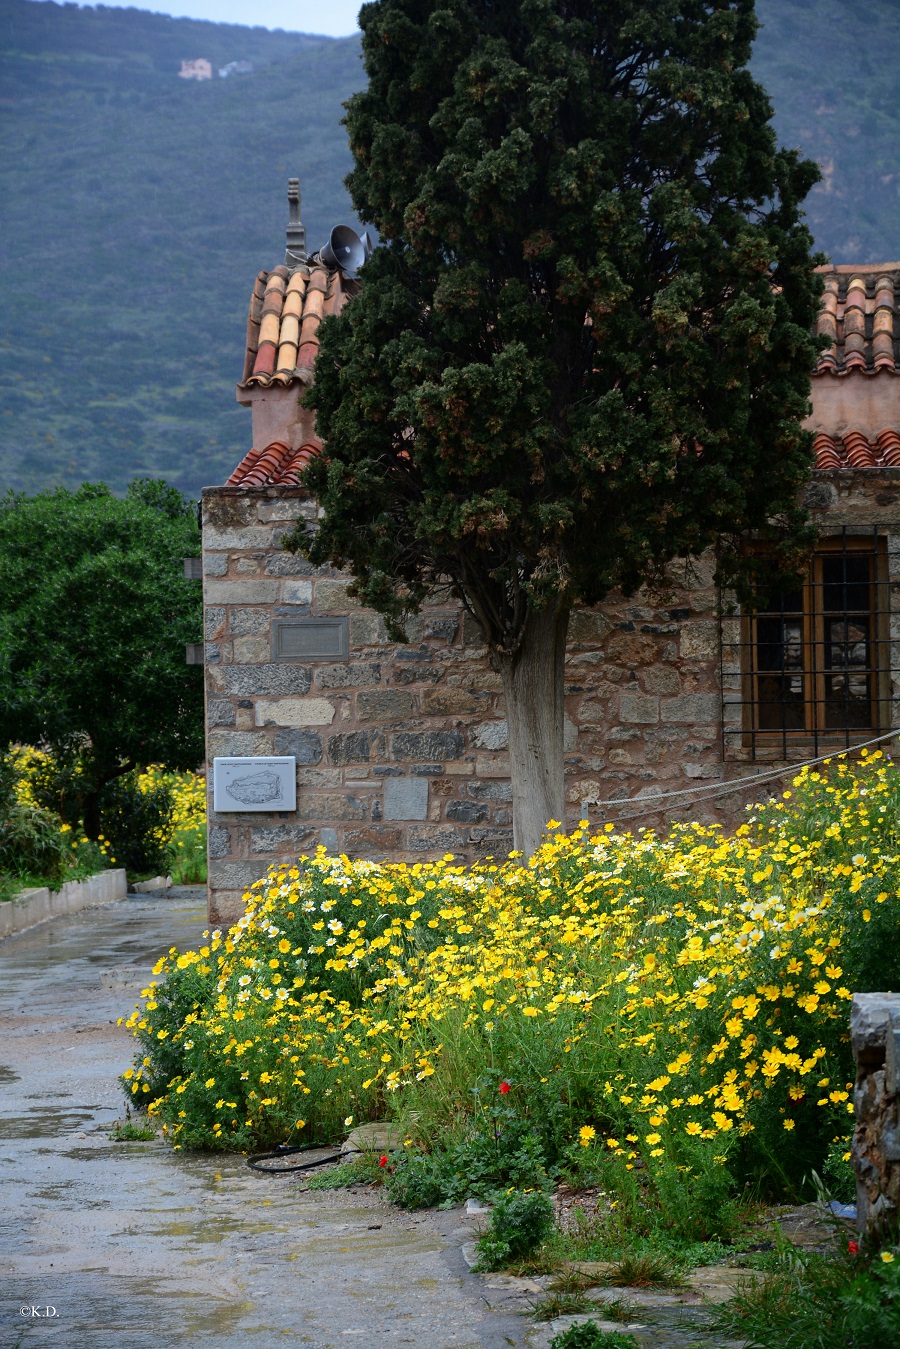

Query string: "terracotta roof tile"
[[814, 264, 900, 377], [238, 262, 358, 390], [813, 429, 900, 470], [226, 439, 322, 488]]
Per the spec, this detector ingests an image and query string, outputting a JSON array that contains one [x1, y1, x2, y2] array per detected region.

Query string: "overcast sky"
[[41, 0, 365, 37]]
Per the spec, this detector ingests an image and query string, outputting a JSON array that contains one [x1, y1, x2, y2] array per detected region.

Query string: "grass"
[[302, 1155, 385, 1190], [606, 1251, 684, 1289], [710, 1244, 900, 1347], [108, 1121, 156, 1142]]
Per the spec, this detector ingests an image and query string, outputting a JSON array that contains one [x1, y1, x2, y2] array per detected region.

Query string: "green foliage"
[[169, 824, 207, 886], [712, 1244, 900, 1348], [300, 0, 823, 662], [0, 481, 203, 837], [550, 1327, 639, 1349], [0, 801, 67, 880], [303, 1155, 384, 1190], [108, 1121, 156, 1142], [821, 1138, 856, 1206], [99, 772, 174, 876], [474, 1187, 555, 1270], [0, 0, 362, 499], [386, 1083, 551, 1209]]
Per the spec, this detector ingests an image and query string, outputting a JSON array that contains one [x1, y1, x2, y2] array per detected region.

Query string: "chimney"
[[284, 178, 307, 268]]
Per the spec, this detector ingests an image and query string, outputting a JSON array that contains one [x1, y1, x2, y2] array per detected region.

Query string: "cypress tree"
[[295, 0, 822, 854]]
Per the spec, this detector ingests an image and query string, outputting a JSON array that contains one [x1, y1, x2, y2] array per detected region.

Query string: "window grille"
[[721, 527, 899, 760]]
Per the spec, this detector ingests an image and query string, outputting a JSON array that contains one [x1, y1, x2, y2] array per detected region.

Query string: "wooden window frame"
[[737, 532, 890, 758]]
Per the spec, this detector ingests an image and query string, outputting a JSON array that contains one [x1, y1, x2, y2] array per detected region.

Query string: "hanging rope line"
[[578, 728, 899, 825]]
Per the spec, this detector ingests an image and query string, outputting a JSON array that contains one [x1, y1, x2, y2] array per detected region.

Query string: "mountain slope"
[[0, 0, 898, 499]]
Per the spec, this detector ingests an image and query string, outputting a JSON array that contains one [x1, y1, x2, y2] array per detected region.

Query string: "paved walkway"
[[0, 892, 528, 1349]]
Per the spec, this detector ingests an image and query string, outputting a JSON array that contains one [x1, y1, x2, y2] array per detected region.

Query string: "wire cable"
[[579, 727, 898, 823]]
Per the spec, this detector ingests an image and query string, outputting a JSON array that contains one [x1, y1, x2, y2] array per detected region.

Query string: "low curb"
[[0, 868, 128, 939]]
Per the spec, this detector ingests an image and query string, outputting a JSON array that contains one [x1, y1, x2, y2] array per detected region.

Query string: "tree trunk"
[[497, 600, 570, 859]]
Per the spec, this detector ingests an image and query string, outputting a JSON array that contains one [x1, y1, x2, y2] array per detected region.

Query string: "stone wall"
[[201, 485, 732, 923], [201, 476, 900, 925], [851, 992, 900, 1242]]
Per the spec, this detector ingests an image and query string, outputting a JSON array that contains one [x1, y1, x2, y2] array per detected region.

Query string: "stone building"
[[200, 187, 900, 925]]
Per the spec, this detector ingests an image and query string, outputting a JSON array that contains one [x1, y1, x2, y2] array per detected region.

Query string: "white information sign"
[[212, 757, 296, 813]]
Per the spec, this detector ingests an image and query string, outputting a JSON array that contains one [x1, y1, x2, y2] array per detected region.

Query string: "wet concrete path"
[[0, 893, 528, 1349]]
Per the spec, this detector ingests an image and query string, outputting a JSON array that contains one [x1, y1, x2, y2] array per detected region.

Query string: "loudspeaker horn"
[[320, 225, 367, 278]]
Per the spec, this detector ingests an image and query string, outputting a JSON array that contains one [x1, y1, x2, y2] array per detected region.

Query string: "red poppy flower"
[[848, 1240, 859, 1255], [379, 1154, 388, 1167], [499, 1081, 511, 1094]]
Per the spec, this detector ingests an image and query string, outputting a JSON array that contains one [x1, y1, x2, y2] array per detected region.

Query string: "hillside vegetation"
[[0, 0, 898, 499]]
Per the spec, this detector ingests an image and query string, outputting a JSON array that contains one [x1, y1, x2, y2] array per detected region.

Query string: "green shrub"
[[385, 1150, 454, 1210], [0, 801, 67, 879], [475, 1188, 555, 1270], [100, 772, 173, 875]]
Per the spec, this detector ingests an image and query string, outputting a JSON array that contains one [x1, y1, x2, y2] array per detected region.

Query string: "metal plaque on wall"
[[272, 617, 349, 662], [212, 757, 297, 813]]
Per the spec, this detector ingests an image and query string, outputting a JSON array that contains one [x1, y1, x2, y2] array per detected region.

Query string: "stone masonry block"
[[295, 794, 368, 821], [257, 499, 306, 521], [467, 780, 512, 802], [852, 994, 900, 1065], [202, 494, 255, 529], [251, 825, 317, 854], [221, 665, 312, 696], [421, 688, 487, 715], [281, 580, 313, 605], [274, 729, 323, 764], [408, 826, 462, 852], [207, 700, 236, 728], [473, 720, 508, 751], [885, 1011, 900, 1095], [205, 607, 226, 640], [265, 552, 315, 577], [662, 694, 720, 724], [320, 828, 339, 851], [314, 663, 381, 690], [391, 731, 465, 761], [255, 697, 335, 727], [233, 636, 271, 665], [680, 623, 720, 662], [383, 777, 429, 820], [358, 690, 415, 721], [424, 616, 459, 642], [568, 610, 614, 645], [619, 693, 659, 724], [207, 859, 271, 889], [343, 828, 402, 853], [446, 800, 487, 823], [203, 526, 274, 550], [316, 580, 360, 610], [208, 730, 272, 758], [203, 553, 228, 577], [350, 613, 388, 645], [204, 580, 280, 604], [643, 667, 682, 695], [207, 825, 231, 859], [228, 607, 271, 636], [328, 731, 385, 766]]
